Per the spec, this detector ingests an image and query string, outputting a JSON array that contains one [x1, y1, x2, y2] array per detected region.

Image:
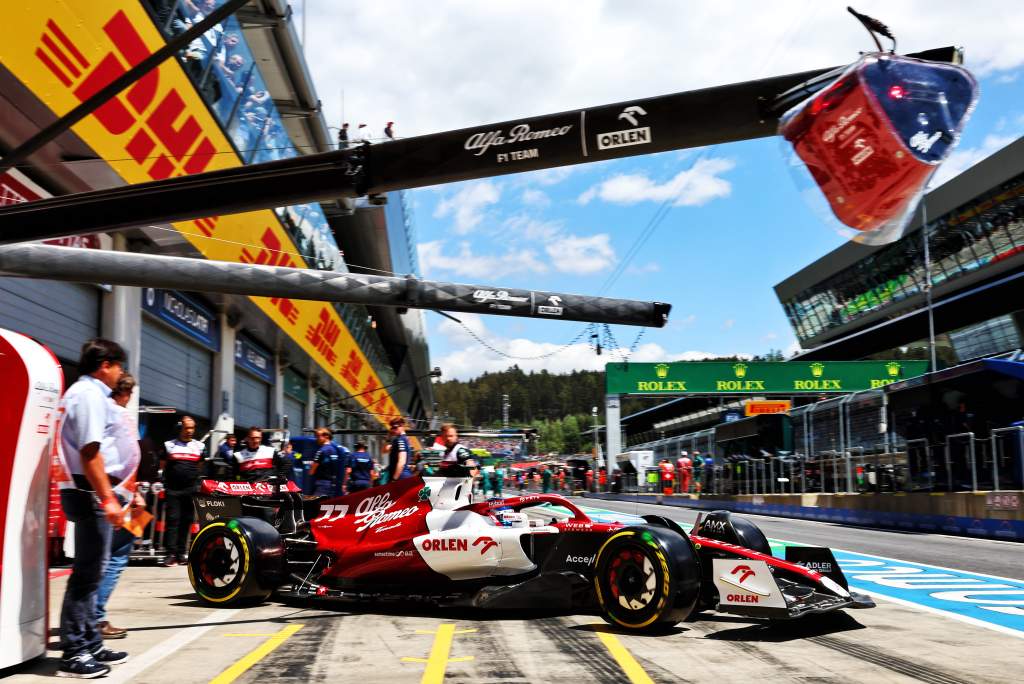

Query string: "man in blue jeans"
[[93, 373, 146, 640], [57, 339, 131, 678]]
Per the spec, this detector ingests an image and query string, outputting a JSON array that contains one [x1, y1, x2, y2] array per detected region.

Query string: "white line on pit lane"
[[841, 585, 1024, 641], [105, 608, 241, 683]]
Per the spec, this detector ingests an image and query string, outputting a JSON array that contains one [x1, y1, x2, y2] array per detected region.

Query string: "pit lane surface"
[[8, 529, 1022, 684]]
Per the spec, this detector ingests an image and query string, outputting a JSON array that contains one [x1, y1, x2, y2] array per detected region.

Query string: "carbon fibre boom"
[[0, 48, 956, 244], [0, 244, 669, 327]]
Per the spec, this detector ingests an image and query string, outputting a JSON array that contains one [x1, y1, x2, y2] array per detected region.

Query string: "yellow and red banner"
[[744, 400, 792, 417], [0, 1, 399, 424]]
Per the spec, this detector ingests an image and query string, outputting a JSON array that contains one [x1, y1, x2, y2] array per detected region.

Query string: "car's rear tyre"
[[188, 517, 283, 607], [593, 526, 700, 632]]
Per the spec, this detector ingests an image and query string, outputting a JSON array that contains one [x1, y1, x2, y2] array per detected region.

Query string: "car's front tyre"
[[593, 526, 700, 632]]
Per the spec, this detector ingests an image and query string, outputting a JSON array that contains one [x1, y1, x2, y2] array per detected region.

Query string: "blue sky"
[[300, 2, 1024, 379]]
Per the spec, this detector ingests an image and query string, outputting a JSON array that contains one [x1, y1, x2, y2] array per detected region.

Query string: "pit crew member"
[[234, 426, 289, 482], [310, 427, 346, 496], [437, 423, 477, 477], [161, 416, 206, 567], [385, 417, 414, 481], [345, 441, 376, 493]]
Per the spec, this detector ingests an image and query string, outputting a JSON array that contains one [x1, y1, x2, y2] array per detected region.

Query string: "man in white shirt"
[[95, 373, 143, 640], [57, 339, 131, 678]]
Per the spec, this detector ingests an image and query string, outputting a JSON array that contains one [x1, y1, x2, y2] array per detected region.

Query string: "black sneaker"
[[160, 555, 179, 567], [56, 653, 111, 679], [91, 646, 129, 665]]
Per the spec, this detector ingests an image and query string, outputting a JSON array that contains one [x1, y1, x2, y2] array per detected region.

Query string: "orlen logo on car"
[[421, 538, 469, 552], [724, 564, 760, 603]]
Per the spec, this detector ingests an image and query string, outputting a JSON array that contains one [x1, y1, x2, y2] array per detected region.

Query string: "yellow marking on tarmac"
[[402, 623, 476, 683], [593, 626, 655, 684], [209, 623, 304, 684]]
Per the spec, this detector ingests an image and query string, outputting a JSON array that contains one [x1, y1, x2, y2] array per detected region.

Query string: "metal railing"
[[991, 426, 1024, 491]]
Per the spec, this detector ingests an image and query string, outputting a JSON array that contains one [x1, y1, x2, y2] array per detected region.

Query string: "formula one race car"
[[187, 475, 873, 632]]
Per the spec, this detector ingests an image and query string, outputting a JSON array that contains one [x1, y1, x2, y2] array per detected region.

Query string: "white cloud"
[[499, 214, 562, 241], [433, 181, 501, 234], [930, 132, 1020, 189], [722, 319, 735, 331], [418, 240, 547, 279], [520, 188, 550, 207], [578, 158, 735, 207], [304, 3, 1024, 146], [761, 332, 779, 342], [433, 317, 750, 380], [545, 233, 616, 274]]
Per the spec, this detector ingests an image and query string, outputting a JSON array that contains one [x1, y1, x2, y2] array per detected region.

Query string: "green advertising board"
[[605, 360, 929, 395]]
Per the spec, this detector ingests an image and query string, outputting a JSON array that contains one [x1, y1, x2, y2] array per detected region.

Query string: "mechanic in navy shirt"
[[345, 442, 376, 493], [310, 427, 346, 496], [386, 416, 413, 481]]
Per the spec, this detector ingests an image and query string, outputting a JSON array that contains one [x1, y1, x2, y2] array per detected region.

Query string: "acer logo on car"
[[422, 538, 468, 552], [566, 554, 595, 565], [726, 593, 759, 603]]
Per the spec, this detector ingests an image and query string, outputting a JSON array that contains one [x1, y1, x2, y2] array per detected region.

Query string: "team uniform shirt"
[[313, 443, 346, 484], [387, 435, 412, 480], [101, 401, 141, 497], [58, 375, 116, 487], [234, 444, 282, 481], [438, 442, 475, 476], [347, 451, 375, 488], [163, 438, 206, 490]]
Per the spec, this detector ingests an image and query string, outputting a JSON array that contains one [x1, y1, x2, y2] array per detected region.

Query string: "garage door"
[[235, 370, 270, 428], [140, 319, 213, 418], [283, 395, 305, 433], [0, 278, 100, 363]]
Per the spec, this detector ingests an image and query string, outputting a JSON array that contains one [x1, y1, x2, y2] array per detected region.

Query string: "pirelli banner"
[[0, 2, 400, 424], [606, 361, 929, 395]]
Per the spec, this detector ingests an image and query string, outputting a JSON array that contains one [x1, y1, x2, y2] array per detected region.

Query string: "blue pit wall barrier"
[[583, 491, 1024, 541]]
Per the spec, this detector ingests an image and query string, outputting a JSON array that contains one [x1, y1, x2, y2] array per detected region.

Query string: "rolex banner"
[[606, 361, 929, 395], [0, 2, 400, 424]]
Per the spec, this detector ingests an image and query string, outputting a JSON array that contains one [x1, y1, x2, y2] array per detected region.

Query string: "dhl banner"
[[0, 1, 400, 424]]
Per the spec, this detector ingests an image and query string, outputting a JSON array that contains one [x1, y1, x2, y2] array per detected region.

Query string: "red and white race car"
[[187, 475, 873, 632]]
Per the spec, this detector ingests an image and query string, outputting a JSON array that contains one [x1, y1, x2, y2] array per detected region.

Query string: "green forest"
[[431, 353, 786, 454]]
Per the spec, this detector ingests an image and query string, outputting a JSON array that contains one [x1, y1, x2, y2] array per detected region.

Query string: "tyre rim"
[[198, 534, 241, 588], [609, 548, 657, 611]]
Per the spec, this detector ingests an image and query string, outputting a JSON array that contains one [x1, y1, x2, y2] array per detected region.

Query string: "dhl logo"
[[6, 2, 401, 424], [35, 12, 217, 181]]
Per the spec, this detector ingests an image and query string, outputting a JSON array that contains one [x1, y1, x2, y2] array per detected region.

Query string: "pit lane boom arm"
[[0, 48, 956, 244], [0, 243, 670, 327]]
